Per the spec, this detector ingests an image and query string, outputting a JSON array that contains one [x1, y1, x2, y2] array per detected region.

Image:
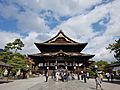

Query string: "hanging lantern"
[[47, 66, 49, 70], [65, 66, 67, 69], [74, 66, 76, 69], [55, 65, 57, 69]]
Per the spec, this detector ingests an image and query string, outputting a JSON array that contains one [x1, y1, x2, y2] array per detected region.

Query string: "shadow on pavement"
[[89, 87, 96, 90], [103, 80, 120, 85], [0, 80, 13, 84]]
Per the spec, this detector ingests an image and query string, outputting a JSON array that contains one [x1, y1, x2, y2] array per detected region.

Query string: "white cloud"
[[0, 3, 18, 19], [17, 11, 50, 33], [15, 0, 102, 16], [0, 1, 50, 33], [20, 32, 51, 54], [0, 0, 120, 62], [0, 30, 50, 54], [54, 3, 109, 41], [53, 0, 120, 61], [0, 30, 21, 48], [20, 32, 40, 54], [104, 0, 120, 37]]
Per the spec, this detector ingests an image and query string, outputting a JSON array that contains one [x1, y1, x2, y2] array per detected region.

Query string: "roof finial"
[[59, 29, 63, 33]]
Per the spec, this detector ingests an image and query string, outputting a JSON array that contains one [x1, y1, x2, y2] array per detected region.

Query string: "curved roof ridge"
[[43, 30, 85, 44]]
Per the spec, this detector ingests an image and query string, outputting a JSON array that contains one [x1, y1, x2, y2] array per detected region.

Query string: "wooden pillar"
[[55, 60, 57, 69], [65, 61, 67, 69], [47, 61, 49, 69], [83, 60, 86, 72], [73, 61, 76, 73]]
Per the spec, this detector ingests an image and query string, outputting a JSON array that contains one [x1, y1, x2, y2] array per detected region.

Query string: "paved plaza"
[[0, 76, 120, 90]]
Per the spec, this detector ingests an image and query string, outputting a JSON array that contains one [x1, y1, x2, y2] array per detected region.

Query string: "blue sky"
[[0, 0, 120, 62]]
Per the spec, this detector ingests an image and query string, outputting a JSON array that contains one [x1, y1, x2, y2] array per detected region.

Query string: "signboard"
[[56, 57, 64, 61]]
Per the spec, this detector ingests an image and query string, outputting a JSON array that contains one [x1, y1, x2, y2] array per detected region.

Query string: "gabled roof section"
[[34, 30, 88, 52], [44, 30, 79, 44]]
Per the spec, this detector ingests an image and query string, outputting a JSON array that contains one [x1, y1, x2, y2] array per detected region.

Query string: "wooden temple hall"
[[28, 30, 95, 71]]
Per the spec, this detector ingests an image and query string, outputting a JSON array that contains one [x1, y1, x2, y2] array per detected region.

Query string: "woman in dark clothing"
[[6, 67, 11, 81], [45, 70, 48, 82], [110, 73, 114, 82], [83, 73, 87, 83]]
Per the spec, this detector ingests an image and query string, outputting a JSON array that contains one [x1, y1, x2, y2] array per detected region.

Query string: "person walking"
[[110, 73, 114, 82], [106, 72, 110, 82], [81, 71, 83, 80], [99, 74, 103, 82], [95, 74, 103, 90], [86, 72, 90, 79], [83, 72, 87, 83], [45, 70, 48, 82], [55, 71, 59, 81], [77, 72, 80, 80], [51, 70, 55, 80], [3, 68, 8, 81], [61, 71, 64, 81], [16, 69, 21, 79]]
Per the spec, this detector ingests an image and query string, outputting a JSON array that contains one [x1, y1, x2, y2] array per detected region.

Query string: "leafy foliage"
[[0, 51, 13, 63], [0, 39, 27, 71], [96, 60, 108, 71], [87, 62, 96, 77], [88, 60, 109, 77], [107, 38, 120, 62], [4, 39, 24, 53], [7, 53, 27, 70]]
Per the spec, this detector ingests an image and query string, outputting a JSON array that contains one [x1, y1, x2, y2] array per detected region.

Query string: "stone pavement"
[[0, 76, 45, 90], [0, 76, 120, 90], [28, 79, 120, 90], [0, 79, 13, 84], [29, 79, 95, 90], [87, 79, 120, 90]]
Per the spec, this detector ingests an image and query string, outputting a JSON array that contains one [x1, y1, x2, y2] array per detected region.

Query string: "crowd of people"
[[44, 68, 118, 90], [1, 66, 118, 90], [45, 69, 89, 83], [0, 67, 31, 81], [105, 72, 114, 82]]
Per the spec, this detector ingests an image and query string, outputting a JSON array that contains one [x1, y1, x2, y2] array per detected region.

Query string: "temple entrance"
[[58, 65, 65, 69]]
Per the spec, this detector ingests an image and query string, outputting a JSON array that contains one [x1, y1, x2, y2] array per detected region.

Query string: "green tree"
[[12, 39, 24, 53], [4, 43, 13, 52], [0, 51, 13, 63], [4, 39, 24, 53], [88, 60, 109, 77], [1, 39, 27, 71], [87, 62, 96, 77], [7, 53, 27, 70], [107, 38, 120, 62], [96, 60, 108, 72]]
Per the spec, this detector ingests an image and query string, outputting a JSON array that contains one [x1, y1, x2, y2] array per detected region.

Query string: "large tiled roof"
[[0, 61, 11, 67]]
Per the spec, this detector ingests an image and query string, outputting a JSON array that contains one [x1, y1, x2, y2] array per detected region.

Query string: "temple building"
[[28, 30, 95, 71]]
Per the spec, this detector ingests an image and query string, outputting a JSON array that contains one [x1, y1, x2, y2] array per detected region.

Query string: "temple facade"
[[29, 30, 95, 71]]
